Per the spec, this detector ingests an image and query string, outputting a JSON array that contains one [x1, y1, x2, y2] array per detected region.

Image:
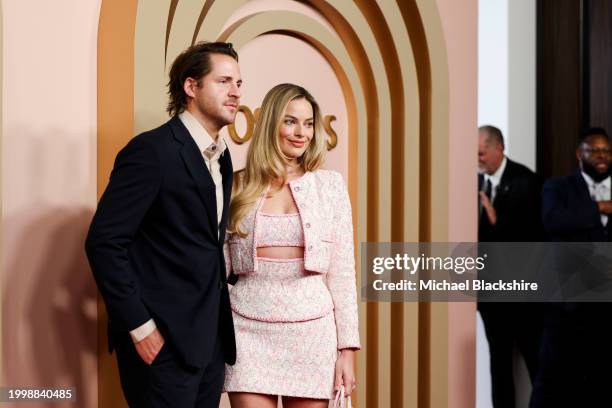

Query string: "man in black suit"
[[85, 42, 242, 407], [477, 125, 543, 407], [531, 128, 612, 407]]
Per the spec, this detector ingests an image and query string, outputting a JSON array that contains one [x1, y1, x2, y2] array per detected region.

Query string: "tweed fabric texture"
[[223, 311, 338, 398], [224, 170, 360, 349]]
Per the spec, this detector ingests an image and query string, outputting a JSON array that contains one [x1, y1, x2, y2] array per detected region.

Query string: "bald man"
[[477, 125, 544, 408]]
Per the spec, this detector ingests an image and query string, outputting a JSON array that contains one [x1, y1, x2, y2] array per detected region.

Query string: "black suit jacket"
[[533, 172, 612, 408], [542, 170, 611, 242], [85, 116, 236, 368], [478, 158, 544, 242]]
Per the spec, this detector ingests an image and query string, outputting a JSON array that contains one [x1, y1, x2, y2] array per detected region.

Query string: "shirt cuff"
[[129, 319, 157, 343]]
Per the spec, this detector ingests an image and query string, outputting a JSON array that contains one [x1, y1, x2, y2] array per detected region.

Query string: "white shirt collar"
[[581, 171, 611, 190], [487, 156, 507, 188], [178, 110, 227, 157]]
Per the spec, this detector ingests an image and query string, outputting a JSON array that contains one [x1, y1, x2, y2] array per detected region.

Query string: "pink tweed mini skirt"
[[223, 258, 338, 399]]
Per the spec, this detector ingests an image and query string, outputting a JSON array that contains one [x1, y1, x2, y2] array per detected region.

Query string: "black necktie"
[[484, 178, 492, 200], [479, 178, 493, 232]]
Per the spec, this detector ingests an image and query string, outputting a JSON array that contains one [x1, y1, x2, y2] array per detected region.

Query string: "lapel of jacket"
[[573, 170, 592, 201], [219, 150, 233, 241], [168, 116, 218, 237], [494, 159, 514, 209], [573, 170, 609, 237]]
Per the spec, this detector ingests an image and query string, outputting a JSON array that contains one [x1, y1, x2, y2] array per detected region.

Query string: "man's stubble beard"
[[582, 160, 611, 183]]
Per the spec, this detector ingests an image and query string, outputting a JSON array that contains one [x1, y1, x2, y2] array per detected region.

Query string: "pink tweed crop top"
[[254, 212, 304, 248]]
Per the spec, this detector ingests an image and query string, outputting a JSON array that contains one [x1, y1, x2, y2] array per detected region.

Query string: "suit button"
[[305, 223, 311, 228]]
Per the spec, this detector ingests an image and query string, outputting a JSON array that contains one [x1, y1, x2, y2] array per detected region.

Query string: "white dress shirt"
[[485, 156, 507, 203], [581, 171, 611, 227], [129, 111, 227, 343], [179, 110, 227, 228]]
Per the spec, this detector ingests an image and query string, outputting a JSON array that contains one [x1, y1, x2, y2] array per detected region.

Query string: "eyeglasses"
[[583, 147, 612, 155]]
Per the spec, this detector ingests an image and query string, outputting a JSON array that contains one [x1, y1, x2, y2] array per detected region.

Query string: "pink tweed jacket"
[[224, 170, 360, 349]]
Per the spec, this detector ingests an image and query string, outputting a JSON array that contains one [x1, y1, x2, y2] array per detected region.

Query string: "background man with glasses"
[[532, 128, 612, 407]]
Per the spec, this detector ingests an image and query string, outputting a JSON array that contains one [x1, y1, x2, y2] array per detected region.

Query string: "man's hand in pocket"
[[135, 328, 165, 365]]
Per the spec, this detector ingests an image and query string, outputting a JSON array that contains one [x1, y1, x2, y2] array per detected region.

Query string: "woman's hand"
[[334, 349, 357, 397]]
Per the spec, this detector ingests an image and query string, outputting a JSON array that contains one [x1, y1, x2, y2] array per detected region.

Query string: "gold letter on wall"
[[228, 105, 255, 144], [229, 106, 338, 152], [323, 115, 338, 150]]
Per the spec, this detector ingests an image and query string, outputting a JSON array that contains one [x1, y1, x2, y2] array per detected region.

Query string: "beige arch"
[[164, 0, 209, 71], [196, 0, 248, 41], [357, 2, 423, 405], [397, 1, 453, 407], [134, 1, 175, 133], [322, 0, 392, 243], [417, 0, 450, 241], [128, 0, 460, 406], [346, 2, 418, 405], [376, 1, 423, 401], [305, 2, 427, 406], [376, 0, 421, 241], [134, 0, 222, 133], [307, 7, 395, 404]]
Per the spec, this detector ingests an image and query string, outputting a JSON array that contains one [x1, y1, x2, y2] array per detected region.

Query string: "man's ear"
[[576, 147, 582, 162], [183, 77, 198, 99], [495, 143, 504, 155]]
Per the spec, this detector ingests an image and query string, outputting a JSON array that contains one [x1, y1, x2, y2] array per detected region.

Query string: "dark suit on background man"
[[477, 126, 543, 408], [86, 43, 242, 407], [478, 158, 544, 242], [531, 129, 612, 408], [540, 170, 611, 242]]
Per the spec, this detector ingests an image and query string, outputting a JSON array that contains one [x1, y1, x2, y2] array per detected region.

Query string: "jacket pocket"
[[318, 236, 335, 272]]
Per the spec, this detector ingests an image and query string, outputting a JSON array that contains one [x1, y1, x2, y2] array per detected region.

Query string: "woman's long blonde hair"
[[228, 83, 326, 236]]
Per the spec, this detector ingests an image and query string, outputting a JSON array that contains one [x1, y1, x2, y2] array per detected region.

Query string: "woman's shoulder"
[[308, 170, 348, 197], [310, 169, 345, 185]]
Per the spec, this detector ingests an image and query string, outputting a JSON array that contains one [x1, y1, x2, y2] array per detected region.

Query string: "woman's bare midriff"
[[256, 246, 304, 259]]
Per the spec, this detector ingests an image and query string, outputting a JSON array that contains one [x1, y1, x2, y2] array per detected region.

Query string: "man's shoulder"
[[544, 172, 579, 189], [505, 159, 536, 179], [124, 119, 176, 152], [136, 119, 174, 143]]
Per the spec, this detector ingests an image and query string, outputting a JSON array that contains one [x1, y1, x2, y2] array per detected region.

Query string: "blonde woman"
[[223, 84, 360, 407]]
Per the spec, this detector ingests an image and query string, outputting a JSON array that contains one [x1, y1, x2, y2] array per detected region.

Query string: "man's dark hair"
[[578, 127, 609, 147], [166, 41, 238, 117], [479, 125, 505, 149]]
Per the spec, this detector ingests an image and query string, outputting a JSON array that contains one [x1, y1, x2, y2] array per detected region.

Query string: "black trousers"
[[479, 302, 542, 408], [530, 304, 612, 408], [114, 333, 225, 408]]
